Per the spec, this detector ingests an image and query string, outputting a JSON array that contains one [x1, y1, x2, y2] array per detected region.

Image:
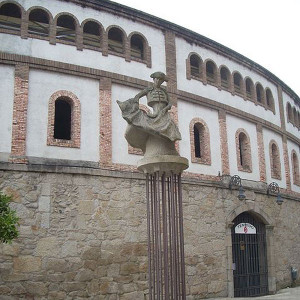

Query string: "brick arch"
[[25, 6, 53, 39], [235, 128, 252, 172], [53, 12, 81, 47], [286, 102, 293, 124], [47, 90, 81, 148], [232, 71, 244, 97], [227, 203, 272, 226], [255, 82, 266, 106], [265, 88, 275, 113], [189, 117, 211, 165], [204, 58, 218, 85], [269, 139, 281, 180], [219, 65, 231, 90], [128, 31, 152, 67], [245, 76, 255, 102], [186, 52, 203, 80], [81, 18, 104, 49], [291, 150, 300, 186], [0, 0, 25, 35], [106, 25, 127, 56]]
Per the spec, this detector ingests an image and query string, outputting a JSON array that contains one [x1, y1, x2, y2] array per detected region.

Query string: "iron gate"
[[231, 212, 268, 297]]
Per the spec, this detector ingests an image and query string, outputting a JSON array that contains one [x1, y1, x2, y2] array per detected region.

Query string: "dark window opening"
[[271, 143, 280, 178], [83, 21, 101, 47], [54, 98, 71, 140], [256, 85, 263, 103], [108, 27, 123, 53], [194, 124, 201, 158], [239, 134, 244, 166], [266, 89, 273, 108], [234, 73, 242, 93], [220, 67, 229, 88], [28, 9, 49, 36], [131, 34, 144, 59], [190, 55, 201, 77], [0, 3, 21, 31], [206, 61, 215, 83], [56, 15, 76, 43], [246, 78, 253, 99]]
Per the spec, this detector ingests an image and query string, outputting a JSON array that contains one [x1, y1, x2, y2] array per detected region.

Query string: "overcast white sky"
[[113, 0, 300, 97]]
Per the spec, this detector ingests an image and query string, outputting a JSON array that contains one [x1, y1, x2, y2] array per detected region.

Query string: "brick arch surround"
[[235, 128, 252, 173], [47, 90, 81, 148], [225, 203, 276, 297]]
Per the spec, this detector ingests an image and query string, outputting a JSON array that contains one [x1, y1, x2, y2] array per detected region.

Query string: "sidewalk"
[[208, 286, 300, 300]]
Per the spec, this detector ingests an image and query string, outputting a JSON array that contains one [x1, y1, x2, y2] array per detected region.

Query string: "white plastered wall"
[[175, 37, 281, 128], [262, 128, 286, 189], [287, 139, 300, 193], [226, 115, 260, 181], [177, 100, 222, 176], [111, 84, 150, 166], [282, 91, 300, 139], [26, 69, 99, 162], [2, 0, 166, 80], [0, 65, 14, 159]]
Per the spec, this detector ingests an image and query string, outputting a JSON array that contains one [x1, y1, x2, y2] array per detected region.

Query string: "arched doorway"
[[231, 212, 268, 297]]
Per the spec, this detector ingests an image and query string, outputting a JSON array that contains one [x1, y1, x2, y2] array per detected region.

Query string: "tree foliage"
[[0, 192, 19, 244]]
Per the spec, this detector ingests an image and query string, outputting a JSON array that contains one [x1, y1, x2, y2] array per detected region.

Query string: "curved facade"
[[0, 0, 299, 298]]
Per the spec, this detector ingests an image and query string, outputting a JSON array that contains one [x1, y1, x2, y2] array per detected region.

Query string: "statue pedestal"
[[137, 155, 189, 175], [138, 155, 188, 299]]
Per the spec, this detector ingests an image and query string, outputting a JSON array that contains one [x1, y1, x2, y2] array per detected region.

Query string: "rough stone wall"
[[0, 169, 299, 299]]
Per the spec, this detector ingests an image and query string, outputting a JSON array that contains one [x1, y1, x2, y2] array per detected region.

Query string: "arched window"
[[266, 88, 274, 111], [83, 20, 101, 47], [220, 66, 230, 89], [54, 98, 71, 140], [28, 8, 50, 37], [269, 141, 281, 180], [245, 78, 254, 100], [56, 14, 76, 43], [0, 3, 21, 32], [130, 34, 144, 60], [256, 83, 264, 105], [293, 107, 297, 127], [108, 27, 124, 54], [236, 129, 252, 172], [292, 151, 300, 185], [47, 91, 80, 148], [206, 61, 217, 84], [287, 102, 293, 124], [233, 72, 243, 95], [190, 54, 201, 78], [190, 118, 211, 165]]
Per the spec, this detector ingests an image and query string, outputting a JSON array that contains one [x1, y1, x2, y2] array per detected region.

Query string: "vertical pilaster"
[[282, 135, 291, 191], [256, 124, 266, 182], [10, 64, 29, 163], [218, 109, 230, 175], [99, 77, 112, 167], [265, 225, 276, 294], [277, 86, 286, 131], [165, 30, 179, 153]]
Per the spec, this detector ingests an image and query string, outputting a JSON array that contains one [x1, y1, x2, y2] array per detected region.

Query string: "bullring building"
[[0, 0, 299, 298]]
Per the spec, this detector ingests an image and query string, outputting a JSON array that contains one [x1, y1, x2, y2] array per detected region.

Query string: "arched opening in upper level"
[[0, 2, 21, 32], [265, 88, 274, 111], [54, 97, 72, 140], [83, 20, 101, 48], [108, 27, 124, 54], [56, 14, 76, 43], [292, 151, 300, 185], [245, 78, 254, 101], [233, 72, 243, 95], [269, 141, 281, 180], [206, 60, 217, 84], [287, 102, 293, 124], [256, 83, 264, 105], [236, 129, 252, 172], [28, 8, 50, 37], [190, 54, 202, 78], [130, 34, 144, 60], [220, 66, 230, 89]]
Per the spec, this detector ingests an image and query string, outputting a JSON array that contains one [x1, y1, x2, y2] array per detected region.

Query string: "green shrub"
[[0, 192, 19, 244]]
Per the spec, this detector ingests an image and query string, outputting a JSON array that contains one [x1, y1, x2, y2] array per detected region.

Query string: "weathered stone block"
[[13, 256, 41, 273], [38, 195, 50, 212]]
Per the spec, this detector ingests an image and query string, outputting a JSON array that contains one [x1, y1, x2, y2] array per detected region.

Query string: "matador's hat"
[[150, 72, 168, 82]]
